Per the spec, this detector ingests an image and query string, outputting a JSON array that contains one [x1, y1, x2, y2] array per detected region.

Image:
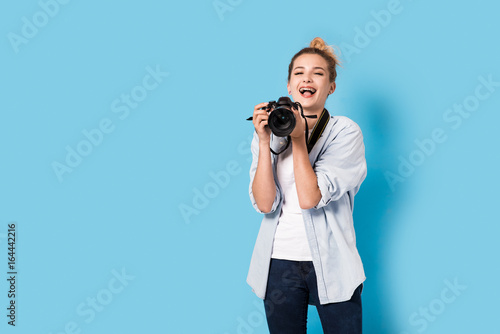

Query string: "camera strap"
[[305, 108, 330, 153], [270, 136, 291, 155]]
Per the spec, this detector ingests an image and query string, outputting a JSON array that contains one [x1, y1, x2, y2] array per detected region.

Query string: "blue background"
[[1, 0, 499, 333]]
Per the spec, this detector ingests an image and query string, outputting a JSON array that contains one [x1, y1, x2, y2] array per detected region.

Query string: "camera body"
[[263, 97, 301, 137]]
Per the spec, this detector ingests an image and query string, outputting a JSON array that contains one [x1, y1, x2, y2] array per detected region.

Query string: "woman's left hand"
[[289, 106, 306, 139]]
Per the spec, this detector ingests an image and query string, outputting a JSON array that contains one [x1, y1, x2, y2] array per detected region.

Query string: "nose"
[[302, 75, 312, 83]]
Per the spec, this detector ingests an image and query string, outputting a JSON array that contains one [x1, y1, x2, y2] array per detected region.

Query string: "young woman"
[[247, 37, 367, 333]]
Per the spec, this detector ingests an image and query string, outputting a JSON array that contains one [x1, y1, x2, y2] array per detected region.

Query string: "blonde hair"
[[288, 37, 342, 83]]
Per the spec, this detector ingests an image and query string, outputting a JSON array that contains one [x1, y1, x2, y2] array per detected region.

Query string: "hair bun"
[[309, 37, 328, 51], [309, 37, 342, 68]]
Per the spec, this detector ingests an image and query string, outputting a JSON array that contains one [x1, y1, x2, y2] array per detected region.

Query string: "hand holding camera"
[[247, 97, 321, 155], [251, 102, 272, 144], [287, 104, 307, 139]]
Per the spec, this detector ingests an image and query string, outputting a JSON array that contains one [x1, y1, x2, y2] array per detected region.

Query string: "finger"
[[255, 122, 269, 135], [253, 112, 269, 124], [253, 109, 269, 117], [290, 106, 301, 118], [254, 102, 269, 111], [253, 114, 268, 128]]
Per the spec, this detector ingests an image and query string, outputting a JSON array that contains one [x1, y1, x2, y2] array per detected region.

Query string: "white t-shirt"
[[271, 132, 313, 261]]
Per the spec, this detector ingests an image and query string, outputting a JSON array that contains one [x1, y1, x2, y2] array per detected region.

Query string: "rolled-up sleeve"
[[248, 131, 281, 214], [313, 122, 367, 209]]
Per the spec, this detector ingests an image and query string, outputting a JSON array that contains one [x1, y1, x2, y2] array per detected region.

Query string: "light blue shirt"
[[247, 115, 367, 304]]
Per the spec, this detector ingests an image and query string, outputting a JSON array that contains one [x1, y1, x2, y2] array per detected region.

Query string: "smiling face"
[[287, 53, 336, 113]]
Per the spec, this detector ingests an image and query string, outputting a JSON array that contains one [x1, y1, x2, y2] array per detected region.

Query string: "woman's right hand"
[[253, 102, 272, 144]]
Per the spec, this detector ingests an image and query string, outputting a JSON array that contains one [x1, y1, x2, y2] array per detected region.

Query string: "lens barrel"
[[267, 97, 297, 137], [268, 107, 296, 137]]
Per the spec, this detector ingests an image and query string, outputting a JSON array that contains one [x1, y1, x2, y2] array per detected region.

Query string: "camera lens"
[[268, 107, 295, 137]]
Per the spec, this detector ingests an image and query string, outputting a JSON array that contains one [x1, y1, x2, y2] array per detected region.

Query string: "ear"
[[329, 82, 336, 94], [287, 82, 291, 94]]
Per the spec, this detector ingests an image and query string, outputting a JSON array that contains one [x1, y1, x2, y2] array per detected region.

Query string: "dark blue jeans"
[[263, 258, 363, 334]]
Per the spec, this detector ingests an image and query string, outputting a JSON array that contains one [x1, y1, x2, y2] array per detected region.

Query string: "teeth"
[[300, 87, 316, 93]]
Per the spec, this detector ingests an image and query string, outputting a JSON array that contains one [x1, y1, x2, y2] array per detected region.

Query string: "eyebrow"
[[293, 66, 326, 71]]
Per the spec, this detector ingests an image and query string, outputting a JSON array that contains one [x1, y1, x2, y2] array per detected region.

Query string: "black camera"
[[265, 97, 301, 137], [248, 97, 302, 137]]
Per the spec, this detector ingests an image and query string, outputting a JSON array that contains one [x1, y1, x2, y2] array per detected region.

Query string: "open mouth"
[[299, 87, 316, 98]]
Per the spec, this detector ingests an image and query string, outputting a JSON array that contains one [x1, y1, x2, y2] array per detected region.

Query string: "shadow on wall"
[[352, 92, 409, 334]]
